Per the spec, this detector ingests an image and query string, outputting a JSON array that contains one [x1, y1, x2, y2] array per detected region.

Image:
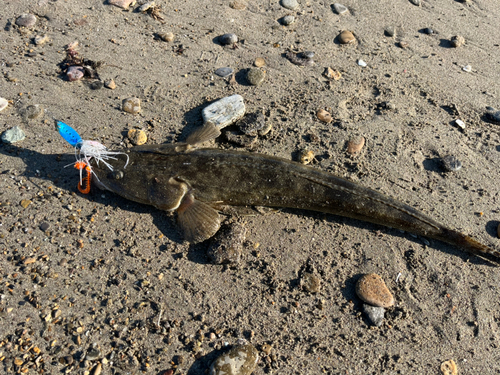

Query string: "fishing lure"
[[55, 119, 129, 193]]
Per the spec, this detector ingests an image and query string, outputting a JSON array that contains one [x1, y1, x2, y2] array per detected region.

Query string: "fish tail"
[[439, 228, 500, 264]]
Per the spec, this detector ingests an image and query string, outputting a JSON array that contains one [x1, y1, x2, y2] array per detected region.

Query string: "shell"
[[316, 109, 333, 123]]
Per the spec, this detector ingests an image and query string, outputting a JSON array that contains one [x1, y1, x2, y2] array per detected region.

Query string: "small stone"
[[23, 104, 43, 120], [347, 135, 365, 154], [254, 57, 266, 67], [215, 67, 234, 78], [108, 0, 136, 9], [454, 119, 465, 130], [16, 14, 37, 28], [40, 222, 50, 232], [122, 97, 141, 114], [286, 52, 314, 67], [280, 0, 299, 11], [210, 343, 259, 375], [281, 15, 295, 26], [104, 79, 116, 89], [89, 81, 103, 90], [203, 95, 246, 129], [298, 150, 314, 165], [127, 129, 147, 145], [2, 126, 26, 144], [316, 109, 333, 123], [207, 222, 246, 265], [384, 26, 396, 37], [67, 66, 85, 81], [323, 67, 342, 80], [34, 34, 49, 46], [20, 199, 32, 209], [450, 35, 465, 48], [138, 1, 155, 12], [441, 155, 462, 172], [224, 131, 257, 148], [462, 65, 472, 72], [398, 41, 409, 49], [0, 98, 8, 112], [485, 107, 500, 123], [92, 363, 102, 375], [441, 360, 458, 375], [302, 51, 314, 59], [423, 27, 434, 35], [86, 346, 100, 361], [357, 59, 367, 67], [338, 30, 355, 44], [14, 358, 23, 366], [409, 0, 421, 5], [385, 102, 396, 110], [219, 33, 238, 45], [302, 272, 321, 293], [246, 68, 265, 86], [229, 1, 247, 10], [333, 3, 348, 15], [356, 273, 394, 308], [362, 304, 385, 327], [158, 32, 174, 42]]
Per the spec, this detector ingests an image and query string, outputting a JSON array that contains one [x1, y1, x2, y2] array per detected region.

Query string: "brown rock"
[[122, 97, 141, 114], [347, 136, 365, 155], [338, 30, 355, 44], [441, 360, 458, 375], [302, 272, 321, 293], [450, 35, 465, 48], [104, 79, 116, 89], [356, 273, 394, 308], [317, 109, 333, 123], [127, 129, 147, 145], [323, 67, 342, 80], [254, 57, 266, 67], [158, 32, 174, 42]]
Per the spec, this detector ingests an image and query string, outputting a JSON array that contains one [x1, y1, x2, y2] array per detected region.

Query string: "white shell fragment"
[[202, 94, 246, 129], [454, 119, 465, 130], [357, 59, 367, 67], [0, 98, 8, 112], [462, 65, 472, 72]]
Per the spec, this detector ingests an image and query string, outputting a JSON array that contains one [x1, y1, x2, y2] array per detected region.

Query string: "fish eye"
[[111, 170, 124, 180]]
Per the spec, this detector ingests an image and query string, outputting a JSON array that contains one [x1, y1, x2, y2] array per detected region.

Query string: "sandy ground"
[[2, 0, 500, 374]]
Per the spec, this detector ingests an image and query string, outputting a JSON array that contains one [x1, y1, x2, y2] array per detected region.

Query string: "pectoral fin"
[[176, 193, 221, 243], [148, 177, 188, 211], [186, 121, 221, 145]]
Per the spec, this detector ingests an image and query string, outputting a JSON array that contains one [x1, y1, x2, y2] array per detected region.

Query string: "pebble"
[[462, 65, 472, 72], [219, 33, 238, 45], [254, 57, 266, 67], [441, 360, 458, 375], [108, 0, 136, 9], [215, 67, 234, 78], [40, 222, 50, 232], [355, 273, 394, 308], [23, 104, 43, 120], [316, 109, 333, 123], [384, 26, 396, 37], [202, 94, 246, 129], [286, 52, 314, 67], [20, 199, 32, 209], [0, 98, 8, 112], [450, 35, 465, 48], [398, 41, 409, 49], [104, 79, 116, 89], [302, 51, 314, 59], [302, 272, 321, 293], [298, 150, 315, 165], [67, 66, 85, 81], [357, 59, 367, 67], [127, 129, 147, 145], [333, 3, 348, 15], [86, 346, 101, 361], [138, 1, 155, 12], [34, 34, 49, 46], [281, 15, 295, 26], [210, 343, 259, 375], [441, 155, 462, 172], [238, 112, 269, 136], [485, 107, 500, 123], [2, 126, 26, 144], [89, 81, 103, 90], [280, 0, 299, 11], [246, 68, 266, 86], [122, 97, 141, 114], [158, 32, 174, 42], [338, 30, 355, 44], [347, 135, 365, 154], [454, 119, 465, 130], [423, 27, 434, 35], [409, 0, 421, 5], [323, 67, 341, 80], [16, 14, 37, 28], [362, 304, 385, 327], [229, 1, 247, 10], [207, 222, 246, 265]]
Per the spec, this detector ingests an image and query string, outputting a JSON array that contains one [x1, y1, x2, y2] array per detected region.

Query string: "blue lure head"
[[56, 120, 83, 148]]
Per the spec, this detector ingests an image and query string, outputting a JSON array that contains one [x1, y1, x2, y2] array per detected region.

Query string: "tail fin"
[[440, 228, 500, 264]]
